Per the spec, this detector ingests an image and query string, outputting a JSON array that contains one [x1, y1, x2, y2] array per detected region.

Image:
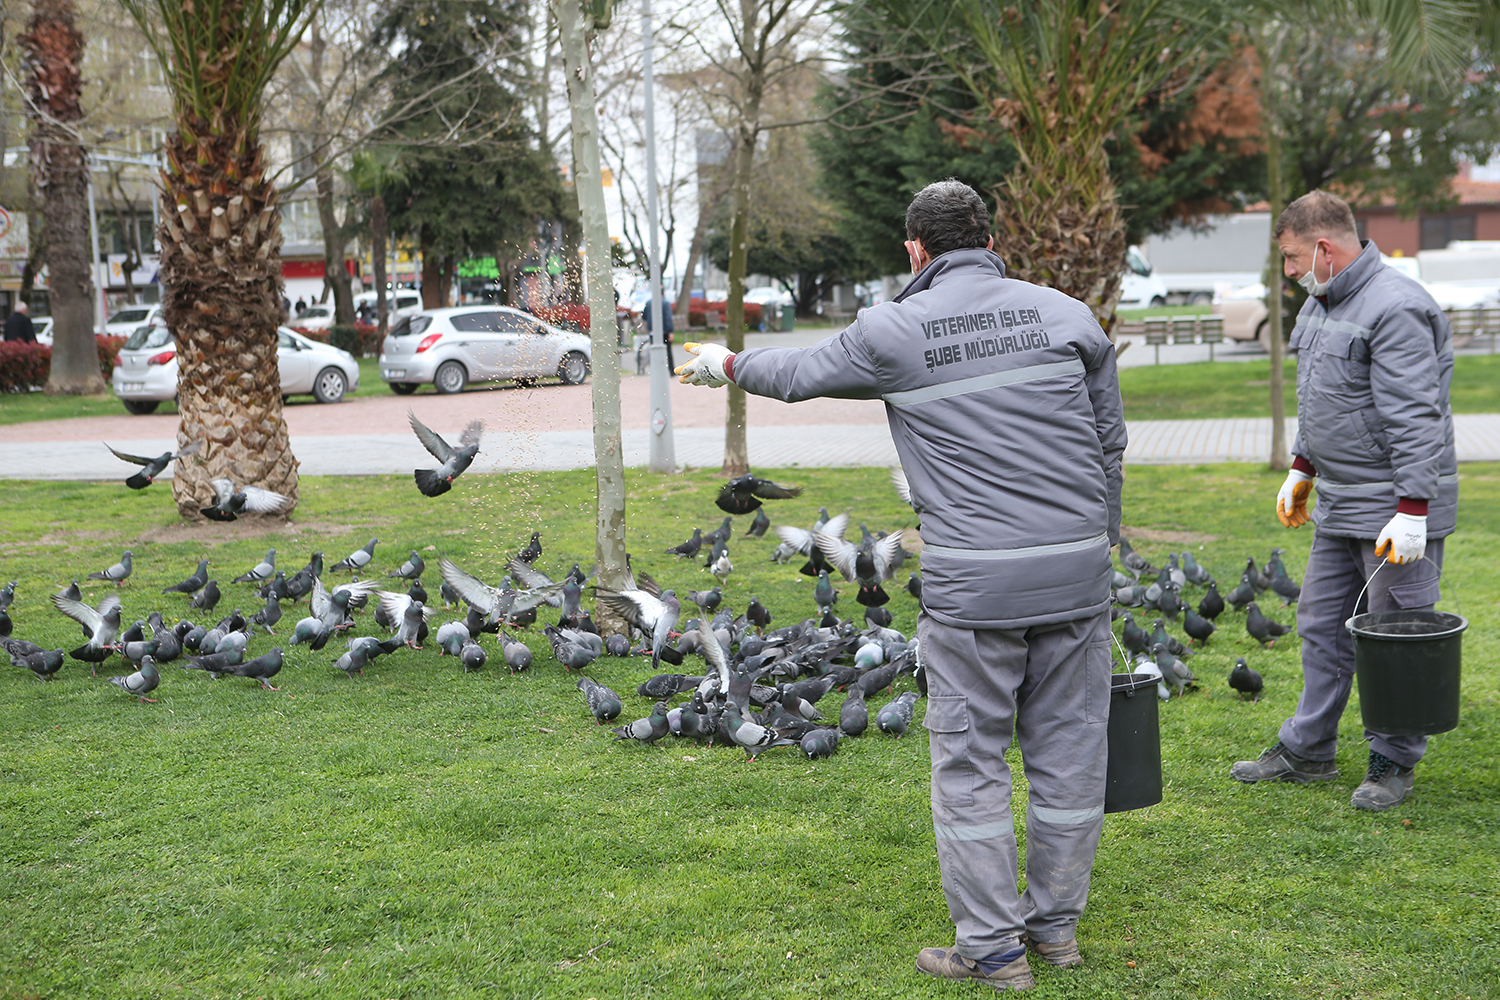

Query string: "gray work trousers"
[[1278, 531, 1445, 769], [918, 611, 1111, 958]]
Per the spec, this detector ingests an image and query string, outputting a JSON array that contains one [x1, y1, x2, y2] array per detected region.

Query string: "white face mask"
[[1298, 243, 1333, 297]]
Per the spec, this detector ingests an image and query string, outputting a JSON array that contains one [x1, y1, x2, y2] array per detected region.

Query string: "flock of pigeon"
[[1, 469, 931, 763], [1109, 537, 1303, 704]]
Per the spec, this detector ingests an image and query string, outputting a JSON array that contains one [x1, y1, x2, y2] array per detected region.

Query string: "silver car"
[[111, 322, 361, 415], [378, 305, 592, 395]]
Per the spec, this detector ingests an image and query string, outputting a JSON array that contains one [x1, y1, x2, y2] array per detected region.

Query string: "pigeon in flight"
[[817, 526, 904, 607], [200, 478, 291, 521], [715, 474, 802, 515], [51, 591, 122, 666], [104, 440, 200, 489], [332, 538, 378, 573], [408, 410, 483, 497], [438, 557, 563, 628], [775, 512, 845, 578], [88, 550, 133, 585], [108, 655, 161, 701], [596, 588, 680, 672]]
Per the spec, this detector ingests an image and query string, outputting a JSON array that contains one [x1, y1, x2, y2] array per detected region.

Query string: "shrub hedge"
[[0, 335, 126, 393]]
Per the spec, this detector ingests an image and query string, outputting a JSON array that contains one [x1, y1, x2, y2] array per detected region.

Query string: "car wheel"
[[1257, 320, 1275, 355], [557, 351, 590, 385], [122, 399, 160, 415], [389, 382, 419, 395], [434, 360, 468, 394], [1149, 296, 1167, 308], [313, 366, 348, 404], [1189, 292, 1213, 306]]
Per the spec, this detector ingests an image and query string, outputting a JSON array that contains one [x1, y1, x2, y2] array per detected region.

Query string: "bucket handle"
[[1108, 627, 1158, 694], [1352, 554, 1460, 618]]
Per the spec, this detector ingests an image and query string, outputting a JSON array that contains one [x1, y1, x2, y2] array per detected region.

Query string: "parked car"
[[292, 304, 336, 331], [29, 316, 56, 345], [104, 304, 162, 338], [377, 305, 592, 395], [111, 322, 360, 414], [354, 289, 423, 321], [1118, 246, 1169, 309], [744, 286, 791, 308]]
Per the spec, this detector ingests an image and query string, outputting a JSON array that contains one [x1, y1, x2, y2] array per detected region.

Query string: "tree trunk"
[[157, 123, 298, 518], [420, 241, 444, 308], [721, 0, 764, 477], [315, 165, 355, 324], [1261, 31, 1289, 471], [21, 0, 104, 395], [555, 0, 630, 632], [371, 193, 389, 333]]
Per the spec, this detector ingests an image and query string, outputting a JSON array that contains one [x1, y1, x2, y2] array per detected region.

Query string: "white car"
[[111, 322, 361, 415], [104, 304, 163, 338], [378, 305, 592, 394], [291, 304, 336, 331], [744, 286, 790, 307], [30, 316, 56, 345], [1118, 246, 1169, 308], [354, 289, 423, 321]]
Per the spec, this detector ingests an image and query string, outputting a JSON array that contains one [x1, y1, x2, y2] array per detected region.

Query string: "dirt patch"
[[11, 528, 125, 553], [1119, 526, 1219, 545], [132, 517, 374, 546]]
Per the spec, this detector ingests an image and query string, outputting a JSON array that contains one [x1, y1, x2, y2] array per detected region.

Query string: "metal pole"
[[642, 0, 676, 472], [86, 163, 105, 334]]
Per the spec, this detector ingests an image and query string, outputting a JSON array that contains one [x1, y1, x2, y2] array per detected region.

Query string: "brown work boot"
[[1022, 933, 1083, 968], [915, 945, 1035, 991], [1351, 751, 1415, 811], [1231, 741, 1339, 783]]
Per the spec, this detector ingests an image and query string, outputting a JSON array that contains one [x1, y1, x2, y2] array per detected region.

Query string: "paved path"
[[5, 332, 1499, 477]]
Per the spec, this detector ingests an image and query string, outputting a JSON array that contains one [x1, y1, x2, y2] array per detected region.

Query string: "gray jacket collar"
[[894, 247, 1008, 303], [1321, 240, 1383, 307]]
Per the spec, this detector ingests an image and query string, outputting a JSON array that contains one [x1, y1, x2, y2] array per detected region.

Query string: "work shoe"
[[1230, 741, 1339, 783], [915, 945, 1035, 991], [1352, 751, 1415, 811], [1022, 933, 1083, 968]]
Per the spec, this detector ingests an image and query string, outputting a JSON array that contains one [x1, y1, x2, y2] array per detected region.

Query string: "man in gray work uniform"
[[676, 179, 1126, 990], [1232, 190, 1456, 811]]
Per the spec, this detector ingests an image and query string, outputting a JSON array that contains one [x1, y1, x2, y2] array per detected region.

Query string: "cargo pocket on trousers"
[[923, 694, 974, 809], [1387, 577, 1441, 610], [1085, 640, 1112, 724]]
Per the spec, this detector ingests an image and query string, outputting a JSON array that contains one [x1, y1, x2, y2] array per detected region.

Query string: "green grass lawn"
[[1118, 353, 1500, 421], [0, 465, 1496, 999]]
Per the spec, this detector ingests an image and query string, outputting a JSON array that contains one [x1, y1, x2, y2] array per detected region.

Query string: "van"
[[353, 290, 424, 321]]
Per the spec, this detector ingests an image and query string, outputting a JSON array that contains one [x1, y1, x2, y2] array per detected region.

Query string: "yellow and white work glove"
[[1276, 469, 1315, 528], [675, 342, 734, 387], [1376, 512, 1427, 565]]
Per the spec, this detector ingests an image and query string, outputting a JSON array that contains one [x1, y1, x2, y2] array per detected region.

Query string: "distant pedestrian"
[[294, 297, 307, 316], [643, 298, 675, 370], [3, 301, 35, 343]]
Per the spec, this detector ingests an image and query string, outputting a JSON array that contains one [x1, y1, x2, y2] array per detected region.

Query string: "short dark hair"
[[905, 179, 991, 257], [1274, 189, 1358, 242]]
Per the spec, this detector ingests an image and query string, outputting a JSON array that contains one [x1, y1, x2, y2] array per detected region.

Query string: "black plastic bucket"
[[1347, 610, 1467, 736], [1105, 672, 1163, 813]]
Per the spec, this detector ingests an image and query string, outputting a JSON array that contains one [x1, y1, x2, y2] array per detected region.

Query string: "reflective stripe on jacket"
[[1290, 241, 1457, 539], [730, 248, 1126, 629]]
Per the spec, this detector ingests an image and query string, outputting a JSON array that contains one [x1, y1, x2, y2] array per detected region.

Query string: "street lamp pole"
[[642, 0, 676, 472]]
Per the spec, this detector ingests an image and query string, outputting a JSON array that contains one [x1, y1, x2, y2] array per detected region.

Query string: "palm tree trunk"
[[21, 0, 104, 395], [371, 193, 389, 333], [157, 122, 298, 517]]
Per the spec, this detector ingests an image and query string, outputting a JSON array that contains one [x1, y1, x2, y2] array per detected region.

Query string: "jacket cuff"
[[1397, 497, 1429, 517], [723, 354, 736, 383], [1291, 455, 1317, 476]]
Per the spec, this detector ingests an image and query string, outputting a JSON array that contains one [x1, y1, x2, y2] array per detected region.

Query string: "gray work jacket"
[[1290, 241, 1457, 538], [731, 248, 1126, 629]]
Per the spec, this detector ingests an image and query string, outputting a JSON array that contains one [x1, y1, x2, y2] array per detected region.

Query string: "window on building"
[[1420, 213, 1476, 249]]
